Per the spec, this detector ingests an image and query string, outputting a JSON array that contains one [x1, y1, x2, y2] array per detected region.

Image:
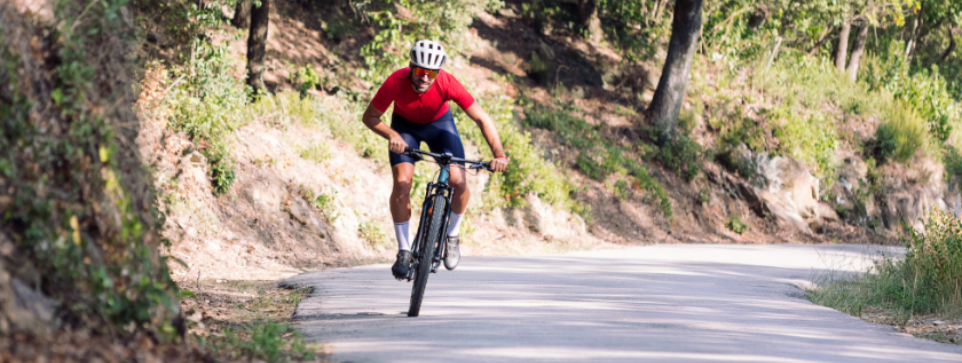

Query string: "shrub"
[[166, 35, 249, 195], [867, 102, 928, 164], [773, 109, 839, 182], [646, 130, 703, 182], [725, 216, 747, 234], [812, 210, 962, 318], [0, 0, 181, 335]]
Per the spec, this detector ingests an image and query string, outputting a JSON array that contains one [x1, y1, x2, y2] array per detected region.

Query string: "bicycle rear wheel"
[[408, 194, 447, 317]]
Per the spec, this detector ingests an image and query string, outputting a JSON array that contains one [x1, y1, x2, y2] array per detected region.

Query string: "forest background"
[[2, 0, 962, 360]]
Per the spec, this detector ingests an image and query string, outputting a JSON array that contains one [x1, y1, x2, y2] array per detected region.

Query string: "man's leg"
[[390, 162, 415, 279], [447, 165, 469, 234], [443, 165, 468, 270]]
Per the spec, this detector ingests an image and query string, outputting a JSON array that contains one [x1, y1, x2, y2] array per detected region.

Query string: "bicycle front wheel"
[[408, 194, 447, 317]]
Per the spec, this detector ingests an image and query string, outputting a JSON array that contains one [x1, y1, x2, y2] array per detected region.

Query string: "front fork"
[[406, 175, 454, 280]]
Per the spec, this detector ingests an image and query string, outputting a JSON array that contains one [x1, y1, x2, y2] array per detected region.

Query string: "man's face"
[[410, 65, 437, 93]]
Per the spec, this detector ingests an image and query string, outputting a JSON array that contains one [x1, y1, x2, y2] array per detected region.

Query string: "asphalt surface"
[[282, 244, 962, 363]]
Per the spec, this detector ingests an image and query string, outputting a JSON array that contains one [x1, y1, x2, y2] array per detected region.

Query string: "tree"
[[834, 16, 852, 70], [246, 0, 270, 93], [232, 0, 252, 29], [847, 19, 869, 81], [646, 0, 704, 143]]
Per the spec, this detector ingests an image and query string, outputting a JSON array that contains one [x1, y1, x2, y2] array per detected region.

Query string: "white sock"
[[394, 221, 411, 251], [446, 212, 464, 237]]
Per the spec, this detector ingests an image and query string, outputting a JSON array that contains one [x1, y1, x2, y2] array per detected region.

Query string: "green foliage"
[[320, 5, 357, 41], [303, 189, 338, 223], [298, 142, 332, 163], [359, 220, 387, 246], [166, 33, 249, 195], [861, 42, 962, 144], [867, 102, 928, 164], [942, 146, 962, 182], [813, 210, 962, 318], [292, 65, 324, 97], [0, 0, 180, 335], [698, 188, 710, 204], [204, 321, 314, 362], [646, 129, 704, 182], [522, 94, 672, 216], [357, 0, 502, 84], [458, 93, 578, 211], [772, 109, 839, 181], [725, 216, 748, 235]]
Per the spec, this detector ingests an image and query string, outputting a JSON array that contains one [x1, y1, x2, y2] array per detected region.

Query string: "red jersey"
[[371, 68, 475, 124]]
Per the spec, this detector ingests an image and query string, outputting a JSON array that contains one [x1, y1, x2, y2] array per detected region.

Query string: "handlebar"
[[403, 147, 496, 172]]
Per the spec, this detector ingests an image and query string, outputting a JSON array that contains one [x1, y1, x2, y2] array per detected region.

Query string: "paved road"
[[282, 245, 962, 363]]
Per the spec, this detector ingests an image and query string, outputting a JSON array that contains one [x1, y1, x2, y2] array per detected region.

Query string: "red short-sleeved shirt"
[[371, 68, 475, 124]]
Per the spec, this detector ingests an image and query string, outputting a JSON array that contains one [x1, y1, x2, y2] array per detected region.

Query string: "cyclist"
[[361, 40, 508, 279]]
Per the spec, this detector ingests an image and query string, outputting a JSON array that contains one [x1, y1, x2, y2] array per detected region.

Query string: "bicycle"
[[400, 147, 496, 317]]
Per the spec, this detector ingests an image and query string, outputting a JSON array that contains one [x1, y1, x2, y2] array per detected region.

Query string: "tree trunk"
[[246, 0, 270, 93], [834, 18, 851, 71], [232, 0, 252, 29], [645, 0, 704, 143], [905, 1, 924, 59], [941, 27, 957, 63], [846, 20, 869, 81], [577, 0, 603, 43]]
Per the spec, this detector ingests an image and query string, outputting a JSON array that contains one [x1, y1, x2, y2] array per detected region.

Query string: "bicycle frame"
[[406, 162, 454, 280]]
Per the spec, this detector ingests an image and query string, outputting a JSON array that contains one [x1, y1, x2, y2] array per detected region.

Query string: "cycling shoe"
[[392, 250, 413, 280], [443, 235, 460, 270]]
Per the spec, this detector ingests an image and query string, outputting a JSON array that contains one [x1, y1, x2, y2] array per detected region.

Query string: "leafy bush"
[[861, 42, 962, 144], [772, 108, 839, 181], [292, 65, 324, 97], [813, 210, 962, 318], [725, 216, 747, 234], [460, 93, 578, 211], [646, 129, 703, 182], [0, 0, 181, 335], [167, 35, 249, 195], [867, 103, 928, 164]]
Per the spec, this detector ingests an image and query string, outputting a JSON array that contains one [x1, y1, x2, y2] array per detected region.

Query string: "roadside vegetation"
[[4, 0, 962, 358], [811, 210, 962, 343]]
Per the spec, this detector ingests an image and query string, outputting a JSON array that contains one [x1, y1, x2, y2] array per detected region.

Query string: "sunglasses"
[[413, 66, 439, 79]]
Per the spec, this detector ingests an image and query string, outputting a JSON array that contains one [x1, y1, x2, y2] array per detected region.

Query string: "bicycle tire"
[[408, 194, 447, 317]]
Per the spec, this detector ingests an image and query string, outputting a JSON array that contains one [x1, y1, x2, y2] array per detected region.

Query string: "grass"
[[180, 281, 320, 362], [811, 210, 962, 324]]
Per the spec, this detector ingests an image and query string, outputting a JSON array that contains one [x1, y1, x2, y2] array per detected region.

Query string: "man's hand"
[[490, 157, 508, 172], [389, 134, 408, 154]]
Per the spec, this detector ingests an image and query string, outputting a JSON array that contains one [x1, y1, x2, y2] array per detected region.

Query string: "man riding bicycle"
[[361, 40, 509, 279]]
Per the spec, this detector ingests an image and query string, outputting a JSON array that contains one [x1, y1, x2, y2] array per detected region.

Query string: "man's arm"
[[463, 103, 508, 172], [361, 104, 408, 154]]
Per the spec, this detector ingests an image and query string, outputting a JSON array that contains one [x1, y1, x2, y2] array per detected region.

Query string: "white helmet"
[[410, 40, 447, 70]]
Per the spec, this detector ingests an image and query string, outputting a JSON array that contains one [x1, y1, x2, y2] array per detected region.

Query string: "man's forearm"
[[478, 120, 505, 158], [362, 113, 397, 141], [464, 103, 506, 158]]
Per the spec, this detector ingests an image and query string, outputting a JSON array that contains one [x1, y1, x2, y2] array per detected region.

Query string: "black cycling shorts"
[[388, 108, 465, 166]]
